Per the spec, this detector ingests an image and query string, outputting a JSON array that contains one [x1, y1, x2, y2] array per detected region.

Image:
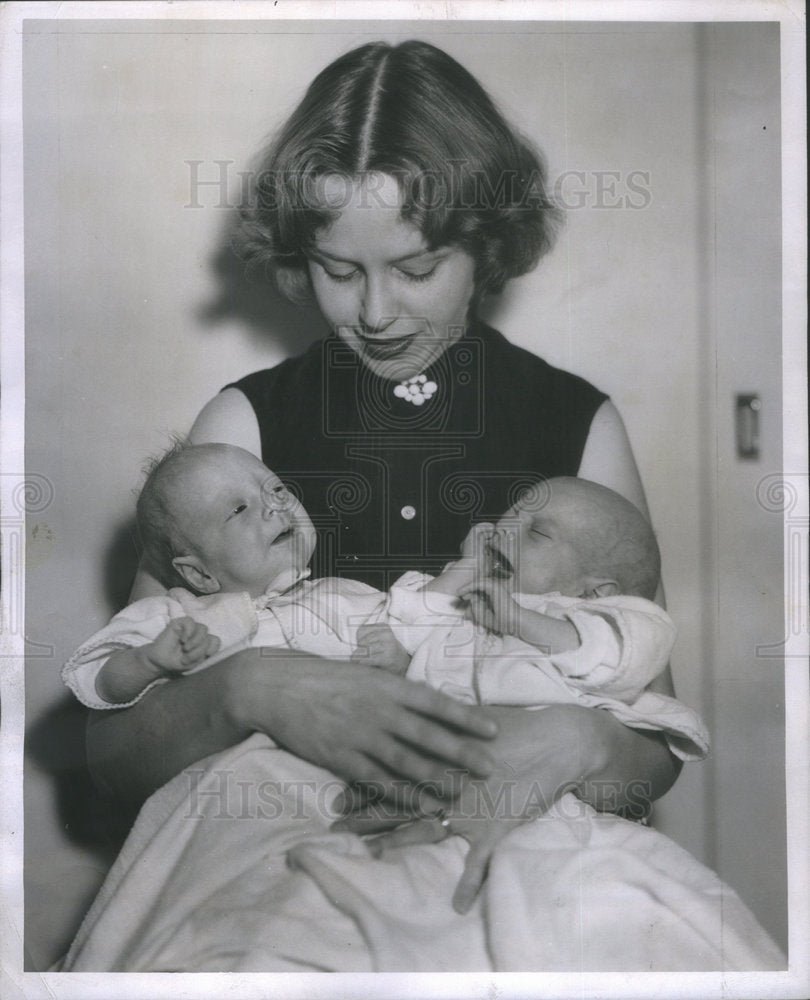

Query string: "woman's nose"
[[359, 274, 397, 334]]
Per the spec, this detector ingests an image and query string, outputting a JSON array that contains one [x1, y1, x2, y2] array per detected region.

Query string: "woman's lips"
[[356, 332, 419, 361]]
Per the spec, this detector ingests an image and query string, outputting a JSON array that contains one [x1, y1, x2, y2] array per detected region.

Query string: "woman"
[[87, 39, 680, 819]]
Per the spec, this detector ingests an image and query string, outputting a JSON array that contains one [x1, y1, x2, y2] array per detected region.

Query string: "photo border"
[[1, 2, 806, 998]]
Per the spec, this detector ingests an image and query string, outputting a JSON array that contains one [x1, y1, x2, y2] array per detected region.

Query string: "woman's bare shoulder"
[[578, 399, 649, 520], [188, 388, 262, 457]]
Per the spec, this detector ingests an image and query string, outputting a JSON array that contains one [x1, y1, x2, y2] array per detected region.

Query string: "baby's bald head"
[[495, 477, 660, 600]]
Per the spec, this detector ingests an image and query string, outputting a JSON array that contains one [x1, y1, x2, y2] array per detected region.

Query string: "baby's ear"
[[582, 577, 620, 599], [172, 555, 221, 595]]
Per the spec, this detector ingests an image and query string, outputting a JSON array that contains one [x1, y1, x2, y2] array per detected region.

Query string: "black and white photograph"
[[1, 2, 807, 997]]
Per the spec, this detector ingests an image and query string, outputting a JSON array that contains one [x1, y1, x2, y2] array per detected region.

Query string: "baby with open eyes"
[[63, 442, 695, 740]]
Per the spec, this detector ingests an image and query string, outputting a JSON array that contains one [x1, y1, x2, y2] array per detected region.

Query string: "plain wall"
[[22, 20, 786, 969]]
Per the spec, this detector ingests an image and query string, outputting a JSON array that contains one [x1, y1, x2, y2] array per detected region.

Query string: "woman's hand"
[[230, 649, 498, 791], [87, 646, 498, 804], [335, 705, 579, 910], [333, 703, 681, 909]]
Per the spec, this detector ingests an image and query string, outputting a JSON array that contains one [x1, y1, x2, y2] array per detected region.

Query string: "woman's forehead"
[[312, 174, 429, 259], [317, 172, 403, 212]]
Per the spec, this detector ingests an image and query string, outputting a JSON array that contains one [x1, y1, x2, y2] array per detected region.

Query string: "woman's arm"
[[578, 399, 651, 519], [87, 645, 498, 804], [576, 396, 681, 781], [577, 398, 676, 697], [188, 387, 263, 454]]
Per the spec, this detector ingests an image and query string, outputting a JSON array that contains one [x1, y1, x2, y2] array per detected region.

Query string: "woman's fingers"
[[331, 804, 418, 834], [366, 817, 447, 856], [399, 681, 498, 741], [383, 718, 495, 781], [451, 836, 493, 914], [243, 657, 497, 792], [343, 679, 498, 779]]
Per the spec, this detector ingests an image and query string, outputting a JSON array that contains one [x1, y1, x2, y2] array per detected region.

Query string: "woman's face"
[[307, 173, 476, 381]]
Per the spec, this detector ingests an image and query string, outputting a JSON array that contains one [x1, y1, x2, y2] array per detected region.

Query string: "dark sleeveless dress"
[[227, 322, 607, 590]]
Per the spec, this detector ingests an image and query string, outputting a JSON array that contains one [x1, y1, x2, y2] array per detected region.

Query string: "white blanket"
[[61, 734, 785, 972]]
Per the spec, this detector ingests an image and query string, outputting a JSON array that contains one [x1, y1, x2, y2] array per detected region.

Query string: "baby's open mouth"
[[271, 527, 295, 545], [485, 543, 514, 579]]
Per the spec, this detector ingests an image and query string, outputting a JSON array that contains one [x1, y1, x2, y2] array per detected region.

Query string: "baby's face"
[[484, 490, 587, 597], [176, 448, 316, 597]]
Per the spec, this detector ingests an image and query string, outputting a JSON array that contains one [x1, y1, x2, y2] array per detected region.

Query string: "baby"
[[63, 442, 386, 708], [359, 475, 679, 713], [64, 443, 698, 771]]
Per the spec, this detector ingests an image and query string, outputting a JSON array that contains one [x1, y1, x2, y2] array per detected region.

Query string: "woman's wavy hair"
[[237, 40, 562, 304]]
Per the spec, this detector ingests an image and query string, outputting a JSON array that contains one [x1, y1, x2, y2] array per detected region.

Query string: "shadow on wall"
[[26, 697, 140, 857], [103, 516, 141, 615], [100, 209, 330, 615], [23, 210, 329, 970], [25, 695, 141, 968], [194, 208, 329, 356]]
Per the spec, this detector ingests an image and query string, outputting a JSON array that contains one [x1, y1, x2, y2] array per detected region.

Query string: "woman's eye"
[[230, 503, 247, 517], [398, 266, 437, 283], [323, 267, 358, 283]]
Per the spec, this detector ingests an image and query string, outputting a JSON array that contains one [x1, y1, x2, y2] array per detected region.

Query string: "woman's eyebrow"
[[310, 247, 443, 265]]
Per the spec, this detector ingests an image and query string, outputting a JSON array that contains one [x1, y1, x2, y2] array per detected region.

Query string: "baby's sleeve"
[[383, 571, 467, 654], [61, 596, 178, 710], [61, 590, 258, 710], [544, 596, 676, 702], [605, 691, 710, 762]]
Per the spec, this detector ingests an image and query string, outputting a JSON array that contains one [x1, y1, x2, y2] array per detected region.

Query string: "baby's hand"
[[147, 617, 221, 676], [351, 623, 411, 675], [459, 522, 496, 564], [458, 578, 521, 636], [427, 523, 496, 598]]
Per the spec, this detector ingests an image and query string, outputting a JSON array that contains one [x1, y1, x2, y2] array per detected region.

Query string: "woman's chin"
[[343, 334, 455, 382], [358, 348, 441, 383]]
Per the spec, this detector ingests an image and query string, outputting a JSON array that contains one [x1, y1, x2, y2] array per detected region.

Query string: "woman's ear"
[[581, 577, 620, 599], [172, 555, 221, 595]]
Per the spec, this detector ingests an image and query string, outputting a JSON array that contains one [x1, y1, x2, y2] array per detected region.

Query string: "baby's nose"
[[261, 481, 293, 516]]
